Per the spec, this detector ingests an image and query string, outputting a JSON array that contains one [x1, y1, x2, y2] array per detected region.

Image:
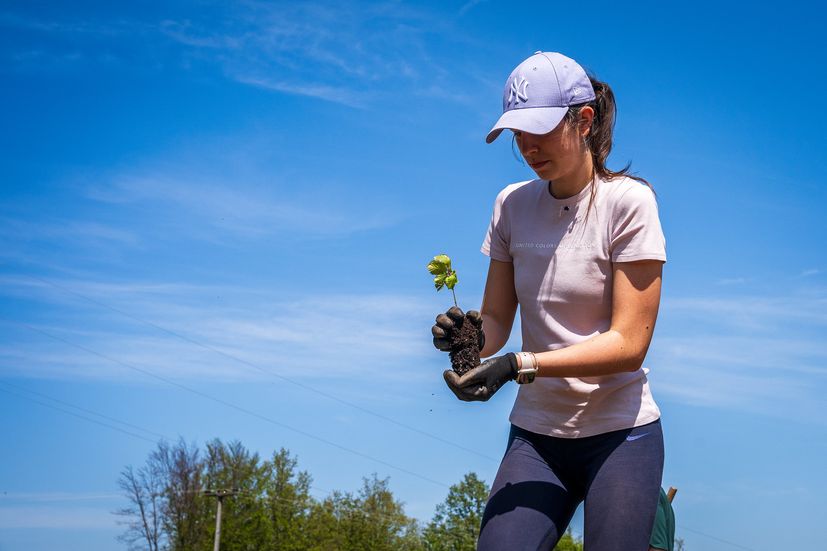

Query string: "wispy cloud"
[[676, 479, 810, 507], [0, 274, 440, 384], [714, 276, 747, 285], [0, 216, 144, 269], [662, 293, 827, 330], [0, 216, 141, 248], [0, 139, 404, 267], [655, 335, 827, 376], [83, 171, 399, 242], [0, 11, 148, 36], [0, 505, 117, 530], [458, 0, 489, 16], [650, 288, 827, 424], [159, 1, 463, 106], [232, 75, 368, 108], [1, 492, 121, 503], [2, 178, 399, 268], [3, 2, 476, 107], [57, 128, 409, 245], [0, 11, 155, 72]]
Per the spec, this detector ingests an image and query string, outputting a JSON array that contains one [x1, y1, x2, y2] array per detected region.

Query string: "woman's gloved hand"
[[432, 306, 485, 352], [443, 352, 519, 402]]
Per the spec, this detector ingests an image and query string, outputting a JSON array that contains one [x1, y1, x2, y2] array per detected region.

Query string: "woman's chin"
[[533, 167, 556, 180]]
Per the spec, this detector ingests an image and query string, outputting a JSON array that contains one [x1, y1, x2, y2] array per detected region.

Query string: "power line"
[[9, 320, 450, 489], [2, 380, 464, 537], [0, 384, 163, 445], [0, 384, 445, 527], [0, 388, 424, 527], [0, 380, 168, 441], [677, 524, 758, 551], [20, 273, 497, 463], [0, 384, 364, 509]]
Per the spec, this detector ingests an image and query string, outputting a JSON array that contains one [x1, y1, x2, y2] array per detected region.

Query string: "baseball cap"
[[486, 51, 596, 144]]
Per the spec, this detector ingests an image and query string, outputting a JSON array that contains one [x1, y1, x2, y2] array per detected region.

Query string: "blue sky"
[[1, 1, 825, 549]]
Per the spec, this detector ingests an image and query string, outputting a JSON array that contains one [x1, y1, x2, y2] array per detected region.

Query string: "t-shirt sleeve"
[[480, 187, 513, 262], [609, 183, 667, 263]]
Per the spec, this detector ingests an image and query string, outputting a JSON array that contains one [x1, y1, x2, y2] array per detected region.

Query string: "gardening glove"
[[431, 306, 485, 352], [443, 352, 518, 402]]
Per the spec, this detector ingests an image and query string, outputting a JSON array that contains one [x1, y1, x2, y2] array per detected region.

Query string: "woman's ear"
[[579, 106, 595, 138]]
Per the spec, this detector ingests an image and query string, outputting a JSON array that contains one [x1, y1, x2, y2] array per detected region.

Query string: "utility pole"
[[204, 488, 241, 551]]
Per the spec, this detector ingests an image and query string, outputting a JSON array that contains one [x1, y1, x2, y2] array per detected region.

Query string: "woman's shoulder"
[[498, 178, 538, 197], [494, 178, 541, 207], [599, 175, 657, 206]]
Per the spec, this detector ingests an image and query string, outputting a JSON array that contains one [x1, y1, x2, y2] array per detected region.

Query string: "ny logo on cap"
[[508, 76, 529, 105]]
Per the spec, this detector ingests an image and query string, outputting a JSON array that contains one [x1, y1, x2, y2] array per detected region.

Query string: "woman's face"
[[514, 108, 593, 181]]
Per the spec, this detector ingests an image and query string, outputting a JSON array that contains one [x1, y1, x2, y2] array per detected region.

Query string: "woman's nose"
[[519, 136, 539, 154]]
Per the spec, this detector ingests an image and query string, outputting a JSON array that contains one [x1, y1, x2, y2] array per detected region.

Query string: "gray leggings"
[[478, 419, 664, 551]]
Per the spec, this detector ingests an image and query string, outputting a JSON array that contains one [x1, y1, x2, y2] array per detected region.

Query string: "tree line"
[[115, 438, 584, 550]]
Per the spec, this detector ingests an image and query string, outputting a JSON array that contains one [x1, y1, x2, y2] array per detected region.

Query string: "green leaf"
[[427, 254, 451, 275], [433, 274, 446, 290], [427, 260, 447, 275], [433, 254, 451, 269], [444, 272, 457, 289]]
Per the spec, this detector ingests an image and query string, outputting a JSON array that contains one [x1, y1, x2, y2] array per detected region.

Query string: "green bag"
[[649, 487, 676, 551]]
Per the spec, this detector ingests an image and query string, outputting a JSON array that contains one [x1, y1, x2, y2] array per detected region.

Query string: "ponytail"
[[564, 74, 656, 219]]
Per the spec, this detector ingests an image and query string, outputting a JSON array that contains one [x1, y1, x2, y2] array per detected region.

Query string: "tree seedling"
[[427, 254, 482, 375], [427, 254, 458, 307]]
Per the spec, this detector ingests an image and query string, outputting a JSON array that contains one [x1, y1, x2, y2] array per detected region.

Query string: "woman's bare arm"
[[479, 259, 518, 358], [529, 259, 663, 377]]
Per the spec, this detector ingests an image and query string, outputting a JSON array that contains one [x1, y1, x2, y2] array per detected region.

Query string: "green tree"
[[262, 447, 315, 551], [155, 438, 210, 551], [422, 471, 584, 551], [202, 439, 269, 551], [114, 463, 165, 551], [306, 474, 423, 551], [553, 527, 584, 550], [423, 472, 489, 551], [124, 442, 608, 551], [354, 474, 422, 551], [114, 438, 211, 551]]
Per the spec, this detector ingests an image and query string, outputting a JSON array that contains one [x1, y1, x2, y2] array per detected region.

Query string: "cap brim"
[[485, 106, 568, 144]]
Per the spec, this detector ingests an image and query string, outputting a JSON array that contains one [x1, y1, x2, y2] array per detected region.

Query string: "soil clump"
[[449, 316, 482, 376]]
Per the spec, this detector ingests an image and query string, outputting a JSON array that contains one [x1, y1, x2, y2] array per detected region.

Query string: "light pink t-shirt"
[[481, 174, 666, 438]]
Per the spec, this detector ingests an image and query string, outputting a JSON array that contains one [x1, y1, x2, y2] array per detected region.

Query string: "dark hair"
[[565, 73, 656, 217]]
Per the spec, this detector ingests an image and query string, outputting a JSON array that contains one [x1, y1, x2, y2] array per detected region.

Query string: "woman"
[[432, 51, 667, 550]]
